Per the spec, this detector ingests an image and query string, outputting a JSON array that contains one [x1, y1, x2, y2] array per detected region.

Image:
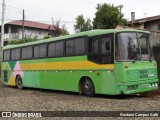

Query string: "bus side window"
[[66, 39, 74, 56], [34, 45, 40, 58], [39, 44, 47, 58], [11, 48, 21, 60], [3, 50, 10, 61], [88, 38, 99, 63], [100, 36, 112, 64]]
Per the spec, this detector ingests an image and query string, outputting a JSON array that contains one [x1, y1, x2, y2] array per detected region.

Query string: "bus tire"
[[81, 77, 95, 97], [16, 75, 23, 89]]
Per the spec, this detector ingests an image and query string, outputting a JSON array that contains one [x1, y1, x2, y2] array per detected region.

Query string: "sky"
[[0, 0, 160, 33]]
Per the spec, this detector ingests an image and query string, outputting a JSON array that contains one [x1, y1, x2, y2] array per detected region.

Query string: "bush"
[[8, 36, 39, 45], [43, 35, 51, 39]]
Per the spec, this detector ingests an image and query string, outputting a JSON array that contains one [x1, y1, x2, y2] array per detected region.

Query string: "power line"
[[0, 19, 75, 23], [1, 4, 76, 25], [6, 4, 22, 11]]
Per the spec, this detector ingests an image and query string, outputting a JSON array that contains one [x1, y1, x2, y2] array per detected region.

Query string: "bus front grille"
[[139, 69, 148, 78]]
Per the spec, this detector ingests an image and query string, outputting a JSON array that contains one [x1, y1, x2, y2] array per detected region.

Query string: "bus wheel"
[[16, 76, 23, 89], [81, 77, 95, 97]]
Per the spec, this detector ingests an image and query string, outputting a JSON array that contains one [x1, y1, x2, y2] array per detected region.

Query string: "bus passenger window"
[[88, 38, 99, 63], [66, 39, 74, 56], [11, 48, 21, 60], [48, 42, 56, 57], [3, 50, 10, 61], [40, 44, 47, 58], [101, 37, 112, 64], [22, 48, 27, 59], [56, 41, 64, 56], [75, 38, 85, 55], [34, 45, 40, 58]]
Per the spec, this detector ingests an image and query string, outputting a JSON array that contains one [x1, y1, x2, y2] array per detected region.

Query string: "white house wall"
[[5, 25, 49, 41]]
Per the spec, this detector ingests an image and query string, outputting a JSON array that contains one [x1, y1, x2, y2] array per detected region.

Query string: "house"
[[127, 15, 160, 31], [3, 20, 55, 41]]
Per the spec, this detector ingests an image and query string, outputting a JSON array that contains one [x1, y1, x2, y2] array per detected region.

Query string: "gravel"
[[0, 80, 160, 119]]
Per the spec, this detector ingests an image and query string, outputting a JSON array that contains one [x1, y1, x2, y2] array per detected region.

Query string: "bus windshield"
[[116, 32, 154, 62]]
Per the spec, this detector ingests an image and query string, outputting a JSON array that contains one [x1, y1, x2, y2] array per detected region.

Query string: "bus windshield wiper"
[[147, 54, 152, 62], [132, 55, 137, 63]]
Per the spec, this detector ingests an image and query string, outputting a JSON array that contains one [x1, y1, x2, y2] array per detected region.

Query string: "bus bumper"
[[116, 79, 159, 95]]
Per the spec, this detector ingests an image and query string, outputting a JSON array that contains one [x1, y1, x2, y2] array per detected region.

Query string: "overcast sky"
[[1, 0, 160, 33]]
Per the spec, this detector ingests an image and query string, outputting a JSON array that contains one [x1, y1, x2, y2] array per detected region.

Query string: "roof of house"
[[128, 15, 160, 24], [5, 20, 55, 30]]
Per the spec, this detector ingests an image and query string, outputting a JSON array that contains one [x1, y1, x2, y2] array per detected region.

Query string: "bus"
[[1, 29, 159, 96]]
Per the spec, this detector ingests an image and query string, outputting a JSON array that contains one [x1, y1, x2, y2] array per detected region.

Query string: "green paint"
[[8, 61, 16, 71]]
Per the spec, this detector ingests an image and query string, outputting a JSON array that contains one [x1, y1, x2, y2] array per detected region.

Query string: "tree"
[[74, 15, 92, 33], [48, 19, 61, 37], [49, 18, 69, 37], [60, 24, 70, 36], [93, 3, 127, 29]]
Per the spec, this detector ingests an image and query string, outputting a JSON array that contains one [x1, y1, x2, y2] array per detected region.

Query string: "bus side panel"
[[1, 62, 16, 86], [87, 70, 116, 95], [22, 70, 77, 92], [22, 70, 41, 88]]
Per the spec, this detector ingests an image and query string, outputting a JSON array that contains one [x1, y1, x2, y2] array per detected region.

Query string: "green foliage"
[[8, 36, 39, 45], [43, 35, 51, 39], [93, 3, 127, 29], [74, 15, 92, 33], [60, 24, 70, 36]]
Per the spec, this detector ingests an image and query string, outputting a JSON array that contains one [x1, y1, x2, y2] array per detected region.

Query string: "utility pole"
[[1, 0, 5, 48], [22, 9, 25, 39], [0, 0, 5, 72]]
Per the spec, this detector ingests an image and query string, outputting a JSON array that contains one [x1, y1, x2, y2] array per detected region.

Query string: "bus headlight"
[[126, 86, 129, 91], [155, 83, 158, 87], [133, 85, 138, 90]]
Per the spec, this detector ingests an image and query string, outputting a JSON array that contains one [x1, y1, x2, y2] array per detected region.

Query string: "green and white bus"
[[1, 29, 158, 96]]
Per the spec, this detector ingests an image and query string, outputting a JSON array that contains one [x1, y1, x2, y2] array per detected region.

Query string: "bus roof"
[[3, 29, 150, 50]]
